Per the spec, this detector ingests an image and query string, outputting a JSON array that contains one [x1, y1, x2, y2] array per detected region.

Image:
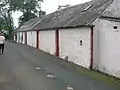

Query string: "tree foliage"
[[0, 0, 44, 39], [19, 12, 37, 24], [0, 1, 14, 39], [0, 0, 43, 12], [0, 0, 44, 25], [9, 0, 44, 24]]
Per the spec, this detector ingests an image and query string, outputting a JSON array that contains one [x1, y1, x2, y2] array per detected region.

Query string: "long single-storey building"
[[14, 0, 120, 78]]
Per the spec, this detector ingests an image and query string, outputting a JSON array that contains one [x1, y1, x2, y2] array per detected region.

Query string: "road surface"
[[0, 42, 118, 90]]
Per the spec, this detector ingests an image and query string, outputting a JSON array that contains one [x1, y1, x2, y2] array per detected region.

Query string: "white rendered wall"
[[22, 32, 25, 44], [16, 32, 20, 43], [59, 27, 91, 69], [93, 18, 120, 78], [19, 32, 23, 43], [27, 31, 36, 48]]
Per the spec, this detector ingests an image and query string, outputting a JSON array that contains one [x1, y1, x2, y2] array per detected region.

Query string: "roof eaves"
[[36, 25, 94, 31], [100, 16, 120, 20], [100, 16, 120, 22]]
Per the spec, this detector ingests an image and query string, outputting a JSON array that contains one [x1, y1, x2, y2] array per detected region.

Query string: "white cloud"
[[12, 11, 23, 28], [41, 0, 91, 14]]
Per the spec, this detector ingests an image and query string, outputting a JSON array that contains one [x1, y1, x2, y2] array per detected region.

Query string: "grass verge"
[[64, 62, 120, 89], [40, 51, 120, 89]]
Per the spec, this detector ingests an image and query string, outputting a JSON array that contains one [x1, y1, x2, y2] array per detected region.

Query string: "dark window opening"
[[80, 40, 83, 46], [113, 26, 117, 29]]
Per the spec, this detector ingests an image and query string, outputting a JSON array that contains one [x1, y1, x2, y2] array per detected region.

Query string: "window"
[[80, 40, 83, 46], [113, 26, 117, 29]]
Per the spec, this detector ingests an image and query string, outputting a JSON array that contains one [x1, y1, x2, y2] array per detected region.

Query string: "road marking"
[[36, 67, 41, 70], [66, 86, 74, 90], [46, 74, 56, 78], [44, 68, 56, 79]]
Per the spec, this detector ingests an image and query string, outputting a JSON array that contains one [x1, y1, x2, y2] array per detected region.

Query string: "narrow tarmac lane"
[[0, 42, 118, 90]]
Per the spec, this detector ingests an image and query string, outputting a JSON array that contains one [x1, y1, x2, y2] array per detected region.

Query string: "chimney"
[[39, 11, 46, 17]]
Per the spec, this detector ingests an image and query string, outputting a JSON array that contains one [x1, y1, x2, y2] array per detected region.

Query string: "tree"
[[19, 12, 37, 24], [0, 2, 14, 40], [9, 0, 43, 12], [0, 0, 44, 25], [0, 0, 45, 39], [9, 0, 44, 24]]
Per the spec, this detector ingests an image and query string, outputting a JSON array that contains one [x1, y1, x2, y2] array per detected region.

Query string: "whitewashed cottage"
[[15, 0, 120, 78]]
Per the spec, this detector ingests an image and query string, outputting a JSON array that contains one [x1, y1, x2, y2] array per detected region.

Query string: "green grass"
[[64, 62, 120, 89], [40, 51, 120, 89], [78, 68, 120, 88]]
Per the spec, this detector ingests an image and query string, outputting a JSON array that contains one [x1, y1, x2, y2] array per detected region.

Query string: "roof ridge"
[[102, 0, 120, 18], [18, 0, 115, 31]]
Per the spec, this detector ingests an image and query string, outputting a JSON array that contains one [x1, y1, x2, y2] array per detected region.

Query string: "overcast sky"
[[12, 0, 91, 27]]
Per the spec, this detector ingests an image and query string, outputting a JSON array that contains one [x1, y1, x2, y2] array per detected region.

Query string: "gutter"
[[90, 26, 94, 69], [16, 25, 94, 32]]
